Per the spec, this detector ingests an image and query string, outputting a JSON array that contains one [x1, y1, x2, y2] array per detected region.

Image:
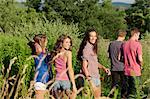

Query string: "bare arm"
[[118, 51, 121, 60], [66, 51, 77, 92], [137, 43, 143, 66], [138, 55, 143, 66], [82, 60, 90, 77], [98, 63, 106, 71], [98, 63, 111, 75]]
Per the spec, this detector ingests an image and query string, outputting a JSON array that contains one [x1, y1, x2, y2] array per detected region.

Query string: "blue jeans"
[[91, 77, 101, 87], [53, 80, 71, 91]]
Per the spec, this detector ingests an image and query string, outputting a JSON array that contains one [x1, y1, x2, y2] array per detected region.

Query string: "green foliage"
[[99, 0, 127, 39], [0, 34, 33, 98], [125, 0, 150, 33], [26, 0, 41, 11], [0, 1, 42, 35], [0, 0, 150, 98], [0, 2, 80, 98], [44, 0, 80, 23], [141, 34, 150, 87], [0, 34, 31, 75], [98, 38, 112, 95], [39, 0, 127, 39]]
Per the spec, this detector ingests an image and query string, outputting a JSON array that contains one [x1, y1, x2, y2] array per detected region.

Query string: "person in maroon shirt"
[[122, 27, 143, 98]]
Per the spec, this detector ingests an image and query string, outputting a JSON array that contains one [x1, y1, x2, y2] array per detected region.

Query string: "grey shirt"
[[108, 41, 124, 71], [82, 42, 100, 78]]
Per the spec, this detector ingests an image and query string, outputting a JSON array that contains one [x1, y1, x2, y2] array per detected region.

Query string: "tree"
[[98, 0, 127, 39], [24, 0, 127, 39], [44, 0, 80, 23], [25, 0, 41, 11], [44, 0, 126, 39], [125, 0, 150, 33]]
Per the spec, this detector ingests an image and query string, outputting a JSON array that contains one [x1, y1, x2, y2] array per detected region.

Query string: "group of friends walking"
[[28, 27, 143, 99]]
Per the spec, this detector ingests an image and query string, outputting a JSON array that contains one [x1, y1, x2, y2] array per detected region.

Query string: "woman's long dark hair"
[[77, 28, 98, 61], [49, 34, 72, 63]]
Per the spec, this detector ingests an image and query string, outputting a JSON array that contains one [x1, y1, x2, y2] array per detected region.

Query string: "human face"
[[62, 38, 71, 50], [89, 31, 97, 44], [135, 32, 140, 40]]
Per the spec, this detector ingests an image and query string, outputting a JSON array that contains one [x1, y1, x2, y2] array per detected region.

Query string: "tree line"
[[0, 0, 150, 39]]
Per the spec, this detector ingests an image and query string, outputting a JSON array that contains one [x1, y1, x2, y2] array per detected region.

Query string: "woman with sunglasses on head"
[[50, 34, 77, 99], [28, 34, 52, 99]]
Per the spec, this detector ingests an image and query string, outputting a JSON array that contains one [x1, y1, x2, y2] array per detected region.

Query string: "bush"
[[141, 34, 150, 87]]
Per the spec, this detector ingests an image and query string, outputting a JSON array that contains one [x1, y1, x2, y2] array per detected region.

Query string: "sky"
[[17, 0, 135, 4], [111, 0, 135, 4]]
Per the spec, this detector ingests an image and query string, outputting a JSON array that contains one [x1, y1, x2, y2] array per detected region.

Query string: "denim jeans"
[[53, 80, 71, 91], [91, 77, 101, 87]]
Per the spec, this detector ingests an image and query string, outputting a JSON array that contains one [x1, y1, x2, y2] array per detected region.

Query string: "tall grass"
[[0, 34, 149, 98], [0, 23, 150, 99]]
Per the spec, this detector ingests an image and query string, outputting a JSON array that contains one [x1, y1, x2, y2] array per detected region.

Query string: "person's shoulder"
[[65, 50, 72, 56], [121, 41, 127, 47], [122, 41, 127, 44], [66, 50, 72, 54], [124, 40, 130, 43], [136, 40, 141, 43], [136, 40, 142, 46], [110, 40, 115, 44], [83, 43, 90, 51], [108, 41, 114, 48], [84, 42, 90, 48], [110, 40, 120, 46], [111, 40, 119, 44]]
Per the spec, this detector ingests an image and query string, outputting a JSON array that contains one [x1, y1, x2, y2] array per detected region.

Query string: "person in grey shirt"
[[108, 30, 127, 98], [78, 28, 111, 99]]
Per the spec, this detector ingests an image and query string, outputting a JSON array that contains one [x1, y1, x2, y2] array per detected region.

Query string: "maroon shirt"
[[123, 39, 142, 76]]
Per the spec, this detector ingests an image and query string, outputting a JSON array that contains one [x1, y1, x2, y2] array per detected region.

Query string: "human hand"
[[105, 68, 111, 76], [86, 75, 92, 81]]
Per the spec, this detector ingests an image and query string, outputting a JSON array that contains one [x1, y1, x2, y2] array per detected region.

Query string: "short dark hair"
[[131, 27, 140, 36]]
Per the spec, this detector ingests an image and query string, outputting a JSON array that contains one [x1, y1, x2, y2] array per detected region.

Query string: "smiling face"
[[89, 31, 97, 44], [62, 38, 71, 50]]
